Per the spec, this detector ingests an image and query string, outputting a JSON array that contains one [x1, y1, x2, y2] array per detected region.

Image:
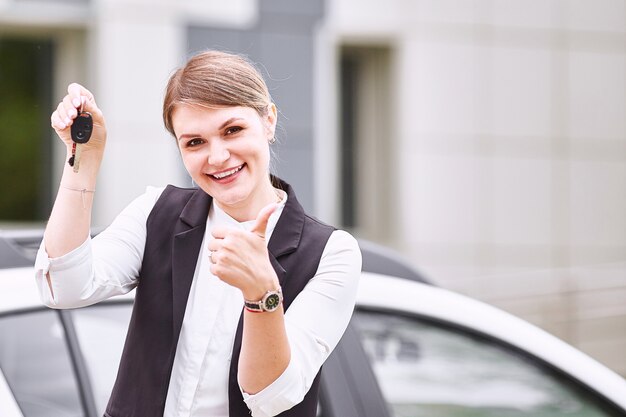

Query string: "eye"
[[225, 126, 243, 136], [186, 138, 204, 147]]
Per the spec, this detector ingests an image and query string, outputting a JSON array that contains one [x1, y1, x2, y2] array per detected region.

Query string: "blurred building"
[[322, 0, 626, 377], [1, 0, 625, 375]]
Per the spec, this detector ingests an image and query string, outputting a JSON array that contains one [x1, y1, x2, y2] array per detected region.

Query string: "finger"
[[51, 112, 67, 131], [67, 82, 96, 109], [56, 101, 70, 129], [211, 226, 232, 239], [207, 238, 222, 252], [251, 203, 278, 239], [209, 263, 222, 278], [62, 95, 78, 120]]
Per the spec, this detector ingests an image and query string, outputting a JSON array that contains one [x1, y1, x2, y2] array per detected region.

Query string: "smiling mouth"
[[208, 164, 245, 180]]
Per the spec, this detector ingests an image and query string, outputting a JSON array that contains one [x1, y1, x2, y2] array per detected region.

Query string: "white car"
[[0, 233, 625, 417]]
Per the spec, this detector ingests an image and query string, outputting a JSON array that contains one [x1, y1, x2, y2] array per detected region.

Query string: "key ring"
[[78, 97, 92, 118]]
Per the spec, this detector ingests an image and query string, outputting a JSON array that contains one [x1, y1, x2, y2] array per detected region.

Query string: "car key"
[[69, 103, 93, 173]]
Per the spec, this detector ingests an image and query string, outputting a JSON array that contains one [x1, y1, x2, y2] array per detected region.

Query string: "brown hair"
[[163, 50, 272, 136]]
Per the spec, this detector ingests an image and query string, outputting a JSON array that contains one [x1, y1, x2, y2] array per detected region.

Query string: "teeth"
[[212, 165, 243, 179]]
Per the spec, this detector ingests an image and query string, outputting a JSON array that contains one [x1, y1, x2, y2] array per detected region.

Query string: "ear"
[[265, 103, 277, 138]]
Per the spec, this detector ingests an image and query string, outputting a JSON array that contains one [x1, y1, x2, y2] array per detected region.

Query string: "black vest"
[[104, 179, 334, 417]]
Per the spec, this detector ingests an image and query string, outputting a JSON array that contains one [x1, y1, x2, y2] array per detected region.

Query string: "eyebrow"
[[177, 117, 245, 141], [219, 117, 244, 131]]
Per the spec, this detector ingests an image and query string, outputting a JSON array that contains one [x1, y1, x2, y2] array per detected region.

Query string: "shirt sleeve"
[[34, 186, 165, 309], [241, 229, 362, 417]]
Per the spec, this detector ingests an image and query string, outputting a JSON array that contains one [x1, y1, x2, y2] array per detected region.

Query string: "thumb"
[[251, 203, 278, 239]]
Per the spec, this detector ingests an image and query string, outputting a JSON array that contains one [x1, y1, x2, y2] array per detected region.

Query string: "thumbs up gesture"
[[208, 203, 280, 300]]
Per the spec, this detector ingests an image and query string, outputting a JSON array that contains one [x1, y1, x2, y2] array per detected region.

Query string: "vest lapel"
[[172, 189, 212, 340], [268, 180, 305, 259]]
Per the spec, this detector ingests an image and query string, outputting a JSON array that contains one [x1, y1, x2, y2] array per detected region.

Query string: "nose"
[[207, 140, 230, 166]]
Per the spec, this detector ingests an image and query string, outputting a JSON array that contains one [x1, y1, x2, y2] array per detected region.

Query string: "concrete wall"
[[321, 0, 626, 375], [188, 0, 325, 213]]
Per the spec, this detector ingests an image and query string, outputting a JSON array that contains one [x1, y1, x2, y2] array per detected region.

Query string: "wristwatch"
[[244, 287, 283, 313]]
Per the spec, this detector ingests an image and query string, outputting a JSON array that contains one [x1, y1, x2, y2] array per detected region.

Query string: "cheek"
[[180, 151, 204, 173], [254, 145, 271, 168]]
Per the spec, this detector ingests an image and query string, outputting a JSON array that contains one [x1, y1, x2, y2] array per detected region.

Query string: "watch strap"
[[244, 300, 264, 313]]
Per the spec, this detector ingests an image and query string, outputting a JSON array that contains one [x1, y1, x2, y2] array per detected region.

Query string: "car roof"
[[357, 239, 429, 283], [0, 267, 44, 312], [0, 230, 431, 283], [0, 230, 41, 269]]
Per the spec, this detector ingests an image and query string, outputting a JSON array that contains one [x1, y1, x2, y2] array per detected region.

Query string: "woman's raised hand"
[[50, 83, 107, 153], [208, 203, 280, 300]]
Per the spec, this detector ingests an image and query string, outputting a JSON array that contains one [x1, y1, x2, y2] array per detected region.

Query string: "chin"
[[212, 189, 251, 207]]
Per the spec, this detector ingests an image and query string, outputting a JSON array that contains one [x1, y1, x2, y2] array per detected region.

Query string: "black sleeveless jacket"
[[104, 179, 334, 417]]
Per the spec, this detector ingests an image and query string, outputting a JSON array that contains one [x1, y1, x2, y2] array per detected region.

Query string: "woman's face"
[[172, 103, 277, 220]]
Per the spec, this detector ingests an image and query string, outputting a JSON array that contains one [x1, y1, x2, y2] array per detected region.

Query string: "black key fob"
[[71, 112, 93, 144]]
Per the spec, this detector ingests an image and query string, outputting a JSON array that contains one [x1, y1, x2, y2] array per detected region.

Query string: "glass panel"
[[0, 38, 53, 222], [355, 310, 622, 417], [339, 51, 358, 228], [339, 46, 393, 240], [71, 303, 132, 414], [0, 310, 83, 417]]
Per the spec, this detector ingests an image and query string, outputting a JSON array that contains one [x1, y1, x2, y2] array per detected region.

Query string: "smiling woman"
[[163, 51, 280, 222], [34, 50, 362, 417]]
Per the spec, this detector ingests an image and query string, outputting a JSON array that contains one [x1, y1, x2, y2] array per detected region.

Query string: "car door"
[[319, 322, 392, 417]]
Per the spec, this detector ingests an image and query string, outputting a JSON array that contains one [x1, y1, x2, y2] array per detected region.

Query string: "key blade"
[[73, 144, 83, 173]]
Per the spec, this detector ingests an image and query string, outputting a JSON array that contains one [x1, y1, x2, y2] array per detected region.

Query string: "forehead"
[[172, 104, 259, 132]]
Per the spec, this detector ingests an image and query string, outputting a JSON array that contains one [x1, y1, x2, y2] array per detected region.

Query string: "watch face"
[[264, 293, 281, 311]]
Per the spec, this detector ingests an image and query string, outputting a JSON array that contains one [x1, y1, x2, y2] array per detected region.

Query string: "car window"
[[0, 310, 83, 417], [71, 303, 132, 414], [354, 309, 623, 417]]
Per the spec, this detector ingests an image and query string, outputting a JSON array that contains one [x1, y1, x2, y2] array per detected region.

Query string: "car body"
[[0, 231, 625, 417]]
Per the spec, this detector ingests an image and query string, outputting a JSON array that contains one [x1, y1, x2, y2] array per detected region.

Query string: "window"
[[354, 309, 623, 417], [0, 310, 83, 417], [339, 46, 394, 240], [0, 37, 54, 222]]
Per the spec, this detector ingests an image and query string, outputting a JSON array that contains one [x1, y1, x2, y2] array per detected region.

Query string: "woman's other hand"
[[208, 203, 279, 299], [50, 83, 107, 155]]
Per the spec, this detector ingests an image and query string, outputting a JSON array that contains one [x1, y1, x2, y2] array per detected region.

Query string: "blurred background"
[[0, 0, 624, 377]]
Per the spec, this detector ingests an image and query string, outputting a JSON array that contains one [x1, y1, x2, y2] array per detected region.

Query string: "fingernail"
[[72, 98, 80, 107]]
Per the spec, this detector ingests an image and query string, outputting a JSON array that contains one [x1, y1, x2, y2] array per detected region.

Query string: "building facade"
[[321, 0, 626, 376], [1, 0, 625, 375]]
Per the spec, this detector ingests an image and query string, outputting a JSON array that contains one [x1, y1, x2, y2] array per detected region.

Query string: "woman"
[[36, 50, 361, 417]]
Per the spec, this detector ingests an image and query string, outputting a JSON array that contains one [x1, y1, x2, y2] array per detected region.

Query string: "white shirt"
[[34, 186, 361, 417]]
